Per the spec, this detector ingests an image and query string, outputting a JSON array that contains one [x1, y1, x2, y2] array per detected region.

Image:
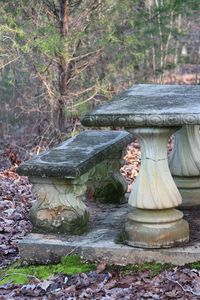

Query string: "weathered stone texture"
[[169, 125, 200, 207], [81, 84, 200, 248], [17, 130, 132, 178], [16, 130, 132, 234], [18, 205, 200, 266], [81, 84, 200, 127]]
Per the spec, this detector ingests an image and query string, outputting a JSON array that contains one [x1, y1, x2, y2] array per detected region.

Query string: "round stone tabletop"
[[81, 84, 200, 127]]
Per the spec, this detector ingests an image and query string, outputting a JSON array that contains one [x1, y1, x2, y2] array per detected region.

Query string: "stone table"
[[81, 84, 200, 249]]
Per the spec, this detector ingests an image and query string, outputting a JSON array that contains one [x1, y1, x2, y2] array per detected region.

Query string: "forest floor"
[[1, 142, 200, 299], [0, 67, 200, 298]]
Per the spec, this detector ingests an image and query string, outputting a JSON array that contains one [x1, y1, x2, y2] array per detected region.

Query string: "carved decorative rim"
[[81, 113, 200, 127]]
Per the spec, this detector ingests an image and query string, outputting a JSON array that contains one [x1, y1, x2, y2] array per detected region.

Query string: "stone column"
[[169, 125, 200, 207], [124, 127, 189, 248]]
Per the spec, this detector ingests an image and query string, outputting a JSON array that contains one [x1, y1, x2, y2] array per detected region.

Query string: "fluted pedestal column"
[[169, 125, 200, 207], [124, 127, 189, 248]]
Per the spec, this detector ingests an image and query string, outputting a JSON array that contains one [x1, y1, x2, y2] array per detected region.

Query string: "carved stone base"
[[87, 156, 128, 204], [124, 208, 189, 248], [174, 176, 200, 207], [29, 176, 89, 234]]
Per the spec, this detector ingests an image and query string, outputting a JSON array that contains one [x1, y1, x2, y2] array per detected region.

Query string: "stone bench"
[[17, 130, 132, 235]]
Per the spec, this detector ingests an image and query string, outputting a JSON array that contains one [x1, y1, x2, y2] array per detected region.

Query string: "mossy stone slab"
[[17, 130, 132, 178]]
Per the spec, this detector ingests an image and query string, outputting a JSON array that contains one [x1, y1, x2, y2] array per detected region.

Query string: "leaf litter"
[[1, 143, 200, 299]]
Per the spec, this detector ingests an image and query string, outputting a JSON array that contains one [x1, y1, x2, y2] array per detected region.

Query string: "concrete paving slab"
[[18, 203, 200, 266]]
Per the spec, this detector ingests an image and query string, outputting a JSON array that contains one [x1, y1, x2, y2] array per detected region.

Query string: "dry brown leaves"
[[0, 167, 34, 268], [1, 267, 200, 299], [121, 141, 141, 192], [1, 140, 200, 299]]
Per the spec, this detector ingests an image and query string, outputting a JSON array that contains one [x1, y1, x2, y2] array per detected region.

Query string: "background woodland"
[[0, 3, 200, 296], [0, 0, 199, 152]]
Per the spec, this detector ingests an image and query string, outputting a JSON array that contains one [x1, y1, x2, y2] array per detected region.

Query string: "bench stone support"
[[124, 127, 189, 248], [29, 175, 89, 235], [17, 130, 132, 235], [169, 125, 200, 207], [87, 153, 127, 203]]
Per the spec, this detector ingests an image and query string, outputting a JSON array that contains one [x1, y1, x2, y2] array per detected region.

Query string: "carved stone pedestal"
[[87, 152, 127, 204], [169, 125, 200, 207], [29, 176, 89, 235], [124, 127, 189, 248]]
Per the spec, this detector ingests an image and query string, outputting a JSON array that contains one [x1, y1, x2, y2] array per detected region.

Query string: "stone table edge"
[[81, 113, 200, 128]]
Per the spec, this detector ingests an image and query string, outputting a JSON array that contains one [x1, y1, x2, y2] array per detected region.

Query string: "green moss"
[[109, 262, 173, 277], [116, 227, 127, 244], [0, 255, 95, 285], [31, 211, 90, 235], [94, 182, 125, 204], [68, 212, 90, 235], [189, 261, 200, 269]]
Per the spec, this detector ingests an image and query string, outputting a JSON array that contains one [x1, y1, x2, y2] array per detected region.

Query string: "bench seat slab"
[[17, 130, 132, 178]]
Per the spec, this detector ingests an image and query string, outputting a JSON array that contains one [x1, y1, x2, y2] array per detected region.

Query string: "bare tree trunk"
[[148, 0, 156, 80], [155, 0, 164, 83], [195, 53, 199, 84], [164, 10, 174, 68], [175, 14, 182, 65], [57, 0, 69, 132]]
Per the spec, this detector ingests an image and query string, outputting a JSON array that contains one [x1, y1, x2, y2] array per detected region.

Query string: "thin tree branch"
[[0, 56, 20, 70]]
